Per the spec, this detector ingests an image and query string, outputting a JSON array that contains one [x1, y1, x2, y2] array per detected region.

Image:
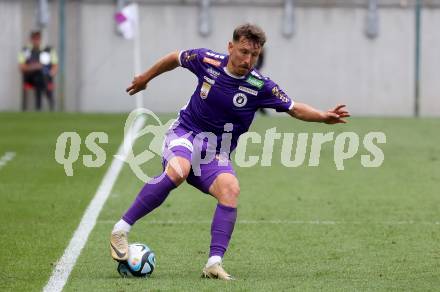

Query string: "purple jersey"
[[177, 48, 294, 152]]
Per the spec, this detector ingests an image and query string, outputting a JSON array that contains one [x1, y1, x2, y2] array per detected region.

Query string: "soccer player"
[[110, 23, 350, 280]]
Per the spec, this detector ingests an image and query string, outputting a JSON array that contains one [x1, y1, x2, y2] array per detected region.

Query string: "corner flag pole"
[[132, 3, 144, 109], [414, 0, 421, 117]]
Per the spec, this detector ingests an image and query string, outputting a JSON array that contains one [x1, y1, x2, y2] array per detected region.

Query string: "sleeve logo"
[[272, 86, 290, 103], [184, 52, 197, 62]]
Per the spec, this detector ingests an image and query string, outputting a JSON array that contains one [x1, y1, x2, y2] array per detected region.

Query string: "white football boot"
[[110, 230, 129, 261], [202, 262, 235, 280]]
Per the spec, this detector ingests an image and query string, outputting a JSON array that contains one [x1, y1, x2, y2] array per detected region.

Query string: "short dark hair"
[[233, 24, 266, 47], [30, 30, 41, 39]]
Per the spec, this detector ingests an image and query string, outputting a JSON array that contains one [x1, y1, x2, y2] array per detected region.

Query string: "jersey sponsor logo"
[[207, 67, 220, 78], [206, 51, 225, 59], [203, 76, 215, 85], [239, 86, 258, 96], [203, 57, 221, 67], [233, 93, 247, 107], [246, 76, 264, 89], [272, 86, 290, 103], [200, 81, 212, 99]]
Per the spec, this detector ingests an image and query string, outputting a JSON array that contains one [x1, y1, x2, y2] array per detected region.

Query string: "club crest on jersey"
[[239, 86, 258, 96], [233, 93, 247, 107], [203, 57, 221, 67], [246, 76, 264, 89], [200, 82, 211, 99]]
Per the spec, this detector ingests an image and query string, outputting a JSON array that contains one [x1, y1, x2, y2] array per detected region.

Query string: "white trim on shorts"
[[168, 137, 193, 152]]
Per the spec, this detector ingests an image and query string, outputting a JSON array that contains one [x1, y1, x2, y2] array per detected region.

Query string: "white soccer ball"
[[117, 243, 156, 278]]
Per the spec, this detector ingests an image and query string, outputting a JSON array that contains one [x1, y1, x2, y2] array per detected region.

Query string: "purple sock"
[[209, 203, 237, 257], [122, 174, 177, 225]]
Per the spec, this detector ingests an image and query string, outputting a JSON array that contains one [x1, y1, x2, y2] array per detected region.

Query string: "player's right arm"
[[18, 49, 42, 73], [126, 51, 180, 96]]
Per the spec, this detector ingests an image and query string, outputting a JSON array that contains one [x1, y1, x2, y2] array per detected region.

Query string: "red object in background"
[[23, 82, 54, 91]]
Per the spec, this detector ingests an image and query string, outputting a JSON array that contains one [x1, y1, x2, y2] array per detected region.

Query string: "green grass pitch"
[[0, 112, 439, 291]]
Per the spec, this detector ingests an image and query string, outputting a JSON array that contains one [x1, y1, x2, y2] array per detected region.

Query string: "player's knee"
[[227, 183, 240, 198], [165, 157, 191, 185], [218, 183, 240, 207]]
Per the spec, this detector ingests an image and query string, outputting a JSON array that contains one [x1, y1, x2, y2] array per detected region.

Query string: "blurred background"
[[0, 0, 439, 116]]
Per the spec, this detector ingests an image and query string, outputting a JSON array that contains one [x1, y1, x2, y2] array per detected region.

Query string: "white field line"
[[0, 152, 16, 170], [43, 116, 145, 292], [97, 219, 440, 225]]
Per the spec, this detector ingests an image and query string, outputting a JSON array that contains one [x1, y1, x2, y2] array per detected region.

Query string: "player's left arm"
[[288, 103, 350, 124], [49, 49, 58, 77]]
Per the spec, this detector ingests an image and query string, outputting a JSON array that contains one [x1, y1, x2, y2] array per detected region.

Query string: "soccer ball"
[[117, 243, 156, 278]]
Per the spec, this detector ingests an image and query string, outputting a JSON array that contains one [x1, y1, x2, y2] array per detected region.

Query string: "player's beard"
[[237, 66, 250, 76], [229, 57, 250, 76]]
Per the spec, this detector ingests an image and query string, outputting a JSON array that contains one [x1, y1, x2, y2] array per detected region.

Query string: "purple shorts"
[[161, 122, 236, 194]]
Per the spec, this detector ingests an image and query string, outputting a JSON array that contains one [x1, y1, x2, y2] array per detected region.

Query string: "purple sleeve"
[[258, 79, 294, 112], [178, 48, 207, 76]]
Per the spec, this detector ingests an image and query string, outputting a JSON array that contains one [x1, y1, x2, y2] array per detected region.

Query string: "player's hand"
[[49, 68, 57, 77], [28, 62, 43, 71], [126, 75, 148, 96], [324, 104, 350, 124]]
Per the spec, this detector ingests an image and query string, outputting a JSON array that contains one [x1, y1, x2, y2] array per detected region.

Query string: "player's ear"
[[227, 41, 233, 54]]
